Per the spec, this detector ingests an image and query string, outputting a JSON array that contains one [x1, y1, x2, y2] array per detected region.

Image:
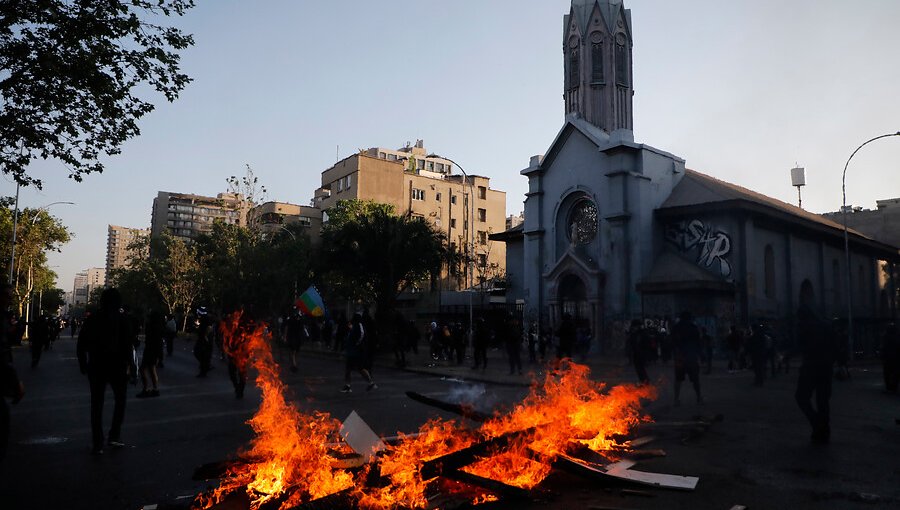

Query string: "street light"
[[427, 153, 476, 346], [841, 131, 900, 360]]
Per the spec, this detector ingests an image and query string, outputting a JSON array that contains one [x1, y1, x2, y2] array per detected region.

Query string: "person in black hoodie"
[[77, 288, 137, 454], [794, 304, 838, 444]]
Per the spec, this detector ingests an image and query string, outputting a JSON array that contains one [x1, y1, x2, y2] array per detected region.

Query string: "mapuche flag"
[[295, 286, 326, 317]]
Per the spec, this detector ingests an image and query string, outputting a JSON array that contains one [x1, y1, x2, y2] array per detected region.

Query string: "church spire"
[[564, 0, 633, 133]]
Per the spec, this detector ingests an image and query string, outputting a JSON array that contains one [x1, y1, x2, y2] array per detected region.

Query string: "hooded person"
[[76, 288, 138, 454]]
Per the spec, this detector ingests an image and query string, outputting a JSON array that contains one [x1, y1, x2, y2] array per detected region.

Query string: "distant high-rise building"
[[72, 267, 106, 307], [317, 140, 507, 289], [106, 225, 150, 274], [150, 191, 249, 241]]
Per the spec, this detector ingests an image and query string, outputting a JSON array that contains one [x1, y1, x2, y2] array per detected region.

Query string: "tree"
[[320, 199, 447, 326], [131, 233, 203, 329], [0, 206, 71, 316], [0, 0, 195, 188]]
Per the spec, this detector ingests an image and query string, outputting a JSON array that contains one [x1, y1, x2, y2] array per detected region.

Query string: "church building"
[[495, 0, 898, 354]]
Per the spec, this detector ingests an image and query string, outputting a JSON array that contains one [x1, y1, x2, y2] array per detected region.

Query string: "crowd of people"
[[3, 282, 900, 457]]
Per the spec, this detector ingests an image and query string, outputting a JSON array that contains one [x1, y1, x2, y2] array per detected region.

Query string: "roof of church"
[[661, 169, 878, 242], [569, 0, 627, 36]]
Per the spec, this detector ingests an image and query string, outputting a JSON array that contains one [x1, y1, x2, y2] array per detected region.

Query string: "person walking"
[[628, 319, 650, 384], [748, 323, 768, 387], [557, 313, 576, 360], [726, 325, 742, 373], [76, 288, 137, 454], [671, 311, 703, 405], [28, 315, 50, 368], [794, 304, 838, 444], [472, 318, 489, 370], [341, 313, 376, 393], [194, 308, 213, 377], [164, 314, 177, 357], [504, 314, 523, 375], [1, 283, 25, 462], [137, 310, 165, 398], [284, 310, 305, 373]]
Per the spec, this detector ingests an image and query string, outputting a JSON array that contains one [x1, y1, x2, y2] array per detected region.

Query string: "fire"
[[195, 313, 353, 509], [464, 360, 656, 488], [196, 315, 656, 509]]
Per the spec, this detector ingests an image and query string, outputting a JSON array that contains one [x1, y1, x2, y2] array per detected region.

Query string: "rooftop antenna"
[[336, 145, 339, 163], [790, 164, 806, 209]]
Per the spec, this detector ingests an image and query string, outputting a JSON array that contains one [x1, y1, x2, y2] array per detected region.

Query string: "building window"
[[436, 192, 442, 202], [568, 47, 579, 89], [345, 175, 352, 189], [412, 188, 425, 201], [337, 179, 343, 192], [427, 161, 434, 171], [477, 254, 487, 267], [436, 163, 445, 172], [450, 218, 457, 229], [477, 208, 486, 222], [591, 42, 603, 82], [615, 34, 629, 87], [388, 154, 397, 161], [478, 186, 486, 199], [764, 245, 776, 299], [451, 195, 457, 205], [378, 152, 386, 159], [478, 231, 487, 245], [417, 159, 425, 170]]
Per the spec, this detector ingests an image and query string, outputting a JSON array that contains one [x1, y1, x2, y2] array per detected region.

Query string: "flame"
[[463, 360, 657, 489], [196, 315, 656, 509], [195, 313, 353, 509]]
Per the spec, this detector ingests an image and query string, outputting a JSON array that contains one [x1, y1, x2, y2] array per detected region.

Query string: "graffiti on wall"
[[665, 219, 733, 277]]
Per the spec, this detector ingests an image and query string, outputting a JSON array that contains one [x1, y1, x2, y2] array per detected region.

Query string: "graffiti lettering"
[[664, 219, 732, 277]]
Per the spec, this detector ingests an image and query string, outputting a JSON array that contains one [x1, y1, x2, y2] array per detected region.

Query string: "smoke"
[[445, 382, 497, 412]]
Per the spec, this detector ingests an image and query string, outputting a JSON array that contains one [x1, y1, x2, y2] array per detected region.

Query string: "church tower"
[[564, 0, 633, 133]]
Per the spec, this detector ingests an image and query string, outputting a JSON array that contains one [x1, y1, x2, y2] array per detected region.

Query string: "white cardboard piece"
[[340, 411, 387, 462]]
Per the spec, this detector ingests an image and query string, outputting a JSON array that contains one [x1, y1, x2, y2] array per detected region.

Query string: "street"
[[1, 333, 899, 510]]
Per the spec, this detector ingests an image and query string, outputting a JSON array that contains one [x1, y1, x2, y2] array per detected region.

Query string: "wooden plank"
[[627, 436, 657, 448], [442, 470, 530, 500], [419, 428, 535, 480], [604, 464, 698, 491], [406, 391, 492, 422]]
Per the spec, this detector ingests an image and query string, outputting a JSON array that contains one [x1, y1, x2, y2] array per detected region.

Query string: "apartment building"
[[318, 140, 507, 289], [72, 267, 106, 307], [248, 201, 323, 243], [150, 191, 249, 241], [106, 225, 150, 274]]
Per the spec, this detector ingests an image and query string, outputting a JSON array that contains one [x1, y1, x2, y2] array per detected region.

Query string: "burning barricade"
[[191, 313, 697, 510]]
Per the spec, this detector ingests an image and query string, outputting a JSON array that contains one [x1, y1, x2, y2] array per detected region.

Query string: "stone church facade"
[[497, 0, 898, 355]]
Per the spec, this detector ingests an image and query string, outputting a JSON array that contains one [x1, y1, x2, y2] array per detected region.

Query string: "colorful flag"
[[295, 286, 326, 317]]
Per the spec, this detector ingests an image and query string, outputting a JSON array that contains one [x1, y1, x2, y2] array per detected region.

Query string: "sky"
[[6, 0, 900, 292]]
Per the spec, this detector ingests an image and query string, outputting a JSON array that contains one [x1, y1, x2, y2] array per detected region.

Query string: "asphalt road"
[[2, 334, 899, 510]]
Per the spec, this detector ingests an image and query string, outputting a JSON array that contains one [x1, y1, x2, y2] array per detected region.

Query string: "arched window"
[[590, 33, 603, 83], [567, 199, 599, 246], [615, 33, 628, 86], [764, 245, 776, 299], [568, 46, 580, 89], [799, 279, 815, 307]]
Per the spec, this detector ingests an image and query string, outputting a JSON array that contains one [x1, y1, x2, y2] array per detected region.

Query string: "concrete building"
[[106, 225, 149, 274], [248, 201, 323, 243], [150, 191, 248, 241], [822, 198, 900, 250], [72, 267, 106, 307], [317, 140, 507, 289], [494, 0, 898, 355]]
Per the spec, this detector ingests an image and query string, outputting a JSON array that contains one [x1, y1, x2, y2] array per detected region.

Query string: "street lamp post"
[[841, 131, 900, 361], [427, 154, 475, 347]]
